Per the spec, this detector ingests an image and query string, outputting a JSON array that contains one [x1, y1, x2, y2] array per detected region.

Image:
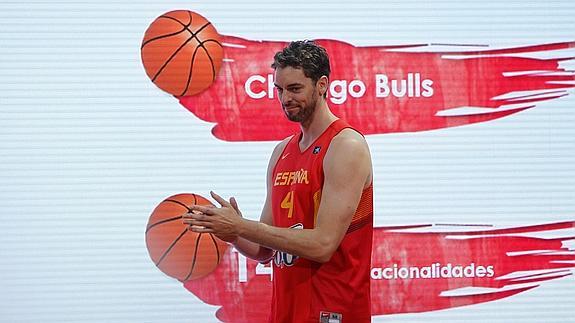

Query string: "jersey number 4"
[[280, 190, 321, 220]]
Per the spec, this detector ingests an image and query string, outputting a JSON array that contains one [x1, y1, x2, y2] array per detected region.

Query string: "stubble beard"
[[284, 92, 319, 124]]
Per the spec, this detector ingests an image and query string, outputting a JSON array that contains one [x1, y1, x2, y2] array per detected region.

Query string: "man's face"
[[273, 66, 320, 123]]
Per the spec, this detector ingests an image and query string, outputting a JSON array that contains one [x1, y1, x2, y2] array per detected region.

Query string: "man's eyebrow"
[[274, 82, 304, 88]]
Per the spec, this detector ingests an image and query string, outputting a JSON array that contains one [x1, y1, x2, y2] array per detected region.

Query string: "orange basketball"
[[145, 193, 228, 281], [141, 10, 223, 96]]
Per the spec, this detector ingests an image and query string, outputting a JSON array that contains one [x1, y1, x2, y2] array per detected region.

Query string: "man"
[[185, 40, 373, 323]]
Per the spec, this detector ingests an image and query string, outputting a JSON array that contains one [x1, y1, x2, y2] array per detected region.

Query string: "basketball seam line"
[[181, 38, 220, 96], [141, 26, 190, 49], [145, 198, 192, 233], [164, 198, 192, 211], [160, 11, 192, 26], [146, 215, 183, 234], [156, 228, 188, 267], [208, 233, 221, 265], [181, 11, 219, 53], [151, 35, 196, 82], [184, 232, 203, 281]]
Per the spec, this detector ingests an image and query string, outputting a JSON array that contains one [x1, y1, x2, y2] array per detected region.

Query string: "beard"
[[283, 92, 318, 123]]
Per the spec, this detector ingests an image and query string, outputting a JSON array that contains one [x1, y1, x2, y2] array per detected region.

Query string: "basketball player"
[[184, 40, 373, 323]]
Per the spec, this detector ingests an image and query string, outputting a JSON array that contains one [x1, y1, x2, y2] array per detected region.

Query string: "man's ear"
[[317, 75, 329, 96]]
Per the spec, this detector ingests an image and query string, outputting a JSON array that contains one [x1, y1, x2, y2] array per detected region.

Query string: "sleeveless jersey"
[[270, 119, 373, 323]]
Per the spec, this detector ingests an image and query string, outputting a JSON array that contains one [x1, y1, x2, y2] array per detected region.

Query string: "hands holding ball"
[[145, 192, 240, 282], [183, 191, 244, 244]]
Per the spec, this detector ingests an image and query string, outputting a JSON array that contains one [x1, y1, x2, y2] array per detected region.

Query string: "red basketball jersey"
[[270, 119, 373, 323]]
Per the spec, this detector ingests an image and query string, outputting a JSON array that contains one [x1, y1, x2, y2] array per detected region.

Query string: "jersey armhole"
[[271, 135, 295, 175]]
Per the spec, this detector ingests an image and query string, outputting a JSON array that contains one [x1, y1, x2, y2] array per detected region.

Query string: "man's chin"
[[283, 105, 313, 123], [286, 115, 301, 123], [283, 110, 302, 122]]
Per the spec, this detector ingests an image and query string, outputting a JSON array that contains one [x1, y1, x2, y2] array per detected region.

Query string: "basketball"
[[145, 193, 228, 281], [141, 10, 223, 96]]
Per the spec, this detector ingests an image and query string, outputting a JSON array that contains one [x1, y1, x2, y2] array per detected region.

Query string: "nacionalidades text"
[[371, 262, 495, 280]]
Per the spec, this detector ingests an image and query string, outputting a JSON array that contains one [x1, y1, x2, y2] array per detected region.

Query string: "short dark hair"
[[271, 40, 331, 83]]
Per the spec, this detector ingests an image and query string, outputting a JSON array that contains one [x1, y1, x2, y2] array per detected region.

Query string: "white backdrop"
[[1, 0, 574, 322]]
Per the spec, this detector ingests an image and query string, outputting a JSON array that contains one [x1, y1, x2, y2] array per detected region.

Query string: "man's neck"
[[298, 103, 338, 151]]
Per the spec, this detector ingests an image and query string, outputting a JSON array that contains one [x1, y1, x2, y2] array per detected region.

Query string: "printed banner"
[[179, 36, 575, 141]]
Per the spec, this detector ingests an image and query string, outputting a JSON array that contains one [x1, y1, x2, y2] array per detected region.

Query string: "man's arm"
[[188, 129, 372, 263], [227, 199, 274, 263]]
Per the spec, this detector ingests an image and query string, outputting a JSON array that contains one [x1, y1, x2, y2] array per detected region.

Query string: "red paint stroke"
[[370, 221, 575, 314], [178, 37, 575, 141], [183, 221, 575, 321]]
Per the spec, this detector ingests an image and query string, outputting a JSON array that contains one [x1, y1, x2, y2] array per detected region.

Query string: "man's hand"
[[183, 191, 243, 243]]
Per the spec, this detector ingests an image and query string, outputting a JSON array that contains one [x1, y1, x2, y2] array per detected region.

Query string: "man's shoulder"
[[331, 127, 368, 150], [325, 127, 373, 187], [326, 128, 371, 168], [274, 135, 294, 152]]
